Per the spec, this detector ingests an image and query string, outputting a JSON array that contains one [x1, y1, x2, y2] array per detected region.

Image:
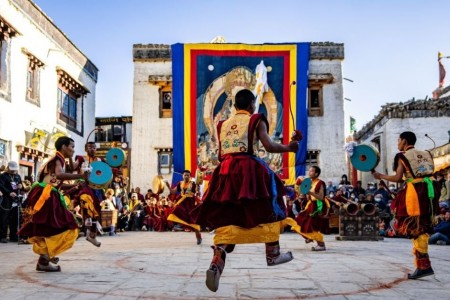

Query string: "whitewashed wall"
[[130, 61, 172, 192], [307, 59, 347, 183], [0, 0, 97, 163]]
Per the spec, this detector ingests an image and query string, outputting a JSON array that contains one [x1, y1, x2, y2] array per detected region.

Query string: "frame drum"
[[350, 144, 380, 172], [105, 148, 126, 167], [300, 177, 312, 195], [152, 175, 165, 194], [89, 161, 113, 189]]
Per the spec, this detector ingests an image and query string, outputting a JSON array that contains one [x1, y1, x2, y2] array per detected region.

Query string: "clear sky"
[[33, 0, 450, 130]]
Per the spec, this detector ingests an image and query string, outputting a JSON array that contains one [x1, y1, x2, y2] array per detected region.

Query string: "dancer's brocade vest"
[[219, 111, 262, 157]]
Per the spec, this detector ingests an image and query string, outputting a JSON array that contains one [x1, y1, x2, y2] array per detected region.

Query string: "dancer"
[[373, 131, 440, 279], [71, 141, 104, 246], [192, 89, 300, 292], [290, 166, 330, 251], [19, 136, 88, 272], [165, 170, 202, 245]]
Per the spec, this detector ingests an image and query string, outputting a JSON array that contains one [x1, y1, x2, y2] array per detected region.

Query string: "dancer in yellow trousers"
[[290, 166, 330, 251], [374, 131, 440, 279], [19, 137, 89, 272]]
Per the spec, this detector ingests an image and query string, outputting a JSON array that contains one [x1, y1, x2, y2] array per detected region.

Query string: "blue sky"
[[33, 0, 450, 129]]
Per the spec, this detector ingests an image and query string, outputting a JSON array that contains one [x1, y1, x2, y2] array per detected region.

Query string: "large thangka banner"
[[171, 43, 310, 185]]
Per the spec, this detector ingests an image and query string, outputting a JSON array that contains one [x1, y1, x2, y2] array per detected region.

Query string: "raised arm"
[[373, 162, 405, 183], [257, 120, 298, 154]]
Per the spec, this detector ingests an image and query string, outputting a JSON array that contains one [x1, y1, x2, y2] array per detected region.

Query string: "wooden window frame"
[[159, 87, 172, 118], [0, 38, 10, 98], [308, 85, 323, 117], [157, 149, 173, 175], [25, 54, 43, 106], [306, 150, 320, 168], [58, 87, 79, 129], [56, 68, 88, 133]]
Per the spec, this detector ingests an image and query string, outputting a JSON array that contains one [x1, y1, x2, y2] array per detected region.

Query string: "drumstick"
[[326, 195, 357, 205], [288, 81, 302, 142]]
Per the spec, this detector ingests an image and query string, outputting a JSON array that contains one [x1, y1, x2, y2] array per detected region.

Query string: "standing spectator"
[[428, 211, 450, 245], [128, 193, 143, 231], [110, 172, 126, 211], [0, 161, 23, 243]]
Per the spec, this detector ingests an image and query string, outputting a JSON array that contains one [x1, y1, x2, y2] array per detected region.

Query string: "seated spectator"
[[326, 181, 337, 195], [354, 181, 366, 197], [429, 211, 450, 245], [339, 174, 350, 185], [366, 182, 376, 195]]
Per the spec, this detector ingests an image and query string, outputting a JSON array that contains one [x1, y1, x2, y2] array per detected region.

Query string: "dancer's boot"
[[266, 241, 293, 266], [205, 245, 226, 292]]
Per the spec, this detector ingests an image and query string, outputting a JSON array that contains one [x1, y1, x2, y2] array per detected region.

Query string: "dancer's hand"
[[287, 140, 299, 153], [291, 130, 303, 142]]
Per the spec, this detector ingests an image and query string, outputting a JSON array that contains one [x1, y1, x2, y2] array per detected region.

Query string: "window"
[[157, 149, 173, 175], [113, 125, 123, 142], [25, 52, 44, 105], [160, 153, 170, 167], [57, 69, 88, 132], [308, 86, 323, 116], [160, 87, 172, 118], [306, 150, 320, 168], [58, 88, 78, 128], [371, 136, 381, 154], [0, 16, 18, 99], [0, 38, 10, 96]]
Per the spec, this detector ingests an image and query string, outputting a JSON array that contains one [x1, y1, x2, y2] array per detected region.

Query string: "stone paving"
[[0, 231, 449, 299]]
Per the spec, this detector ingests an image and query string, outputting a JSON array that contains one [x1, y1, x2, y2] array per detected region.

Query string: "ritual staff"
[[19, 137, 88, 272], [373, 131, 440, 279], [165, 170, 203, 245], [192, 89, 300, 292], [291, 166, 330, 251]]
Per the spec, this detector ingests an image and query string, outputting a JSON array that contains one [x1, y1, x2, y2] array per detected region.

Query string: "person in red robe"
[[19, 137, 89, 272], [165, 171, 202, 244], [291, 166, 330, 251], [192, 89, 300, 292], [374, 131, 440, 279]]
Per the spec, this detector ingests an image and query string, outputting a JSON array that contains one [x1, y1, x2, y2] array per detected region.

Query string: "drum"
[[343, 203, 359, 216], [361, 203, 377, 216], [350, 144, 380, 172], [300, 177, 312, 195], [89, 161, 113, 189], [152, 175, 165, 194], [101, 209, 118, 229], [105, 148, 126, 167]]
